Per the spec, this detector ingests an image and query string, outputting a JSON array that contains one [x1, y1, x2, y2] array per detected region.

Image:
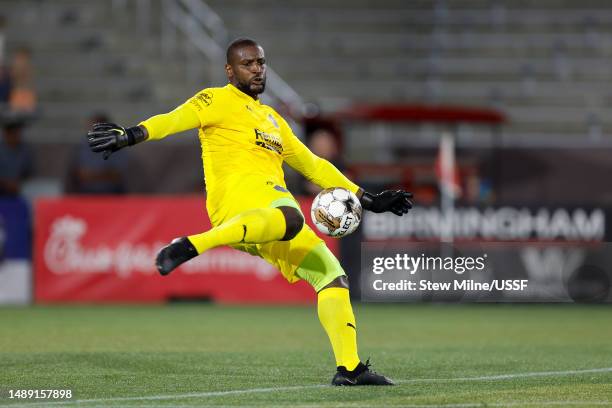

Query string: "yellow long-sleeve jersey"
[[139, 83, 359, 208]]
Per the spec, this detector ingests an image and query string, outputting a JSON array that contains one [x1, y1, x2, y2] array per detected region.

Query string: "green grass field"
[[1, 304, 611, 407]]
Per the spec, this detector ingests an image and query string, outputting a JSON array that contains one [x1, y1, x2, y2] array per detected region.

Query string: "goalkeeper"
[[88, 38, 412, 386]]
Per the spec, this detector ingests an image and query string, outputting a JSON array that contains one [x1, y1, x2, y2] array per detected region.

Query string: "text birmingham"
[[364, 207, 605, 241]]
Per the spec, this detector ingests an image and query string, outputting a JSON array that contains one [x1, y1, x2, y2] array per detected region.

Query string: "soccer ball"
[[310, 187, 362, 238]]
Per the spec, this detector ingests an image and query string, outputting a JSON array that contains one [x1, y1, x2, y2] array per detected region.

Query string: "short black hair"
[[226, 38, 260, 64]]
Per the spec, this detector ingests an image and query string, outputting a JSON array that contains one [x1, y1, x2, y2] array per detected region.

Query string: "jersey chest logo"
[[254, 128, 283, 154]]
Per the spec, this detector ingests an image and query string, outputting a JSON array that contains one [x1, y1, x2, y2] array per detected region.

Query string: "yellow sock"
[[317, 287, 360, 370], [187, 207, 286, 254]]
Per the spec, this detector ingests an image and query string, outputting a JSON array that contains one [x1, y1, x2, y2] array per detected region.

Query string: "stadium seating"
[[3, 0, 612, 140], [2, 0, 612, 188], [205, 0, 612, 143]]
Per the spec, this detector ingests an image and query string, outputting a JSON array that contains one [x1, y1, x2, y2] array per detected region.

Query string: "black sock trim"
[[182, 237, 198, 256], [240, 225, 247, 242]]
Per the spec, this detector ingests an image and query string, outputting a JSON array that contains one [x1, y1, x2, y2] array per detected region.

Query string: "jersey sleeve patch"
[[189, 90, 213, 111]]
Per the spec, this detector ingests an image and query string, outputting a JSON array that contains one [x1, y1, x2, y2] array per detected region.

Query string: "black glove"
[[360, 190, 413, 216], [87, 123, 146, 160]]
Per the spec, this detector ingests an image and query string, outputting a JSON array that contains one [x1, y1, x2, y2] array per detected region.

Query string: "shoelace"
[[363, 358, 375, 373]]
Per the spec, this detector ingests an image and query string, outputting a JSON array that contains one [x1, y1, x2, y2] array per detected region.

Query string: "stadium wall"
[[33, 196, 337, 304], [0, 197, 609, 305]]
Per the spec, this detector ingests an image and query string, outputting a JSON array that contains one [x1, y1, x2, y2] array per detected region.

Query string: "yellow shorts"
[[207, 176, 345, 291]]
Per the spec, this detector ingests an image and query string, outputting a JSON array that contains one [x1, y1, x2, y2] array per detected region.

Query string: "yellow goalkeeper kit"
[[140, 83, 358, 290]]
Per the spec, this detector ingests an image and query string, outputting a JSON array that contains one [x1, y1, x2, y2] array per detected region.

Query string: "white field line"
[[396, 366, 612, 384], [28, 402, 612, 408], [2, 367, 611, 408]]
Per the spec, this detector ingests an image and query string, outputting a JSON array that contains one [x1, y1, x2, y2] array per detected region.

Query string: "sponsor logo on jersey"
[[254, 128, 283, 154]]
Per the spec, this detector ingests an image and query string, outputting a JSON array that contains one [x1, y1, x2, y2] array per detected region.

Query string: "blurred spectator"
[[0, 16, 9, 106], [302, 128, 346, 195], [11, 47, 32, 85], [9, 47, 36, 113], [463, 172, 494, 205], [0, 122, 33, 196], [0, 63, 10, 104], [0, 15, 5, 64], [65, 113, 129, 194]]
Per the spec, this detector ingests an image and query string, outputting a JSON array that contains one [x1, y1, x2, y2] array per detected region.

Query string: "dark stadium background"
[[1, 1, 611, 407]]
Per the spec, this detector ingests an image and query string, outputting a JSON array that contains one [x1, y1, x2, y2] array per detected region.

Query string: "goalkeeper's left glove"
[[360, 189, 413, 216], [87, 123, 147, 160]]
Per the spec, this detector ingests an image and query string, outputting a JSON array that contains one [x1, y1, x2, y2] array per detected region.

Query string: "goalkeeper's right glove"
[[87, 123, 146, 160]]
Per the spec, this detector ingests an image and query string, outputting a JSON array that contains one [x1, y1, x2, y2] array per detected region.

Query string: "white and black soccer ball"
[[310, 187, 362, 238]]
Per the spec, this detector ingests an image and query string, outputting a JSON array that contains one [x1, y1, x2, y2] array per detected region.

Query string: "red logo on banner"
[[35, 196, 337, 304]]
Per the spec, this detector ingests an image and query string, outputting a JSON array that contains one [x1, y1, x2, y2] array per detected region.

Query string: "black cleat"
[[331, 359, 394, 386], [155, 237, 198, 276]]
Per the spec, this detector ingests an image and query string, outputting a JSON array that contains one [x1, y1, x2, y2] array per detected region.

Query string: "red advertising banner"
[[34, 196, 337, 304]]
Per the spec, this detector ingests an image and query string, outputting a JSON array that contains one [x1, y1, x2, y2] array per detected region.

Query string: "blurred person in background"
[[0, 63, 11, 106], [87, 38, 412, 386], [0, 122, 32, 196], [10, 47, 32, 85], [0, 16, 10, 109], [0, 15, 5, 65], [8, 47, 36, 114], [65, 113, 129, 194], [303, 128, 346, 196]]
